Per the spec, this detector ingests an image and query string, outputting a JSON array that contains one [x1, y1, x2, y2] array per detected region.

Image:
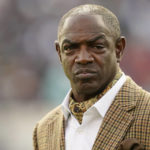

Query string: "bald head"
[[58, 4, 121, 41]]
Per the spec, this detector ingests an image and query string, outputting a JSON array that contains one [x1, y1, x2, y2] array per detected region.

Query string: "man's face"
[[56, 14, 122, 101]]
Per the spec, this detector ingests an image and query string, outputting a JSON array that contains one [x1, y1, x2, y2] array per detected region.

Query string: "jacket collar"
[[47, 106, 65, 150], [92, 76, 140, 150]]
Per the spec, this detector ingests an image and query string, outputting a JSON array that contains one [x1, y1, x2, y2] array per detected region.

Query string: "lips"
[[74, 68, 97, 79]]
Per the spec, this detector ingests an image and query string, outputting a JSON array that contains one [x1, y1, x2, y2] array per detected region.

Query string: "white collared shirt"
[[61, 73, 126, 150]]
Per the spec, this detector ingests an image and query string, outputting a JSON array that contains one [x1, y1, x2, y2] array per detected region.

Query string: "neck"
[[71, 92, 98, 102]]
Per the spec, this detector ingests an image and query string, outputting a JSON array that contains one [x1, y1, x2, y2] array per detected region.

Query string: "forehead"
[[59, 14, 110, 43]]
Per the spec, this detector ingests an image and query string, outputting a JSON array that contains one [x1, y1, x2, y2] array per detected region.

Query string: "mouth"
[[74, 69, 97, 79]]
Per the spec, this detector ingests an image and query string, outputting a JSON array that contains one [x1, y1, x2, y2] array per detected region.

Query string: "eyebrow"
[[61, 35, 106, 46], [62, 39, 73, 46], [87, 35, 106, 43]]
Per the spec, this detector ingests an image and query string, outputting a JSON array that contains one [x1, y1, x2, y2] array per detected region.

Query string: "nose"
[[75, 45, 94, 64]]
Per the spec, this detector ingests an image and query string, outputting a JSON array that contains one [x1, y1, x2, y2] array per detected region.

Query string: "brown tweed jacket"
[[33, 77, 150, 150]]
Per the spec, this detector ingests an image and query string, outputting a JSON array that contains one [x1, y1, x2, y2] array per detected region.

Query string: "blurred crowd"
[[0, 0, 150, 150]]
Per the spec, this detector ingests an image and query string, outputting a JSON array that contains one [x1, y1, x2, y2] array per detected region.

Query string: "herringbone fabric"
[[33, 76, 150, 150]]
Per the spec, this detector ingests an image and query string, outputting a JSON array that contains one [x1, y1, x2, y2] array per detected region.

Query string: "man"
[[33, 4, 150, 150]]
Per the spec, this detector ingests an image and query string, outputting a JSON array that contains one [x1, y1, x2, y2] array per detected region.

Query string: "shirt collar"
[[94, 73, 126, 117], [61, 89, 72, 120], [61, 73, 126, 120]]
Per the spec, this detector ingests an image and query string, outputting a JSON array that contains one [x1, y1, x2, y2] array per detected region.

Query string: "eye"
[[63, 45, 70, 51], [93, 44, 104, 49], [91, 44, 105, 51], [63, 44, 78, 53]]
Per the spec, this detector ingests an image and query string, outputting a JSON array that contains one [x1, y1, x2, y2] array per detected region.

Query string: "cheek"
[[95, 52, 117, 74], [62, 57, 73, 78], [104, 50, 117, 64], [94, 54, 107, 68], [104, 53, 118, 75]]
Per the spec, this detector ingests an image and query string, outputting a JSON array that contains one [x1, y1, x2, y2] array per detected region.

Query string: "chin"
[[78, 83, 100, 95]]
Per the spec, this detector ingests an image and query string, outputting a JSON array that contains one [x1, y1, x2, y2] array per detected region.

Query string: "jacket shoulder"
[[38, 105, 63, 127], [126, 76, 150, 95]]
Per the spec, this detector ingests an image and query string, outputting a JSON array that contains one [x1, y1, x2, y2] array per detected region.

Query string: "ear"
[[115, 36, 126, 63], [55, 40, 62, 62]]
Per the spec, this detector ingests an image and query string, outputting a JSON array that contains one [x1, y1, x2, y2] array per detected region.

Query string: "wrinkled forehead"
[[59, 14, 110, 41]]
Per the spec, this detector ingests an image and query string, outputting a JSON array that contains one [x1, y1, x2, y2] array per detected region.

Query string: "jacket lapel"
[[92, 77, 140, 150], [48, 108, 65, 150]]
